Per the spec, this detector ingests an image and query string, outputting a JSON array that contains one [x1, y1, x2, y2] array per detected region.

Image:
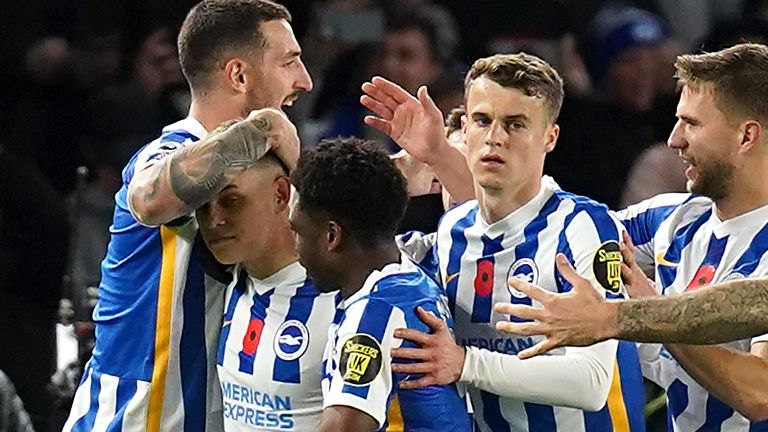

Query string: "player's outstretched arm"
[[496, 255, 768, 353], [392, 304, 615, 410], [129, 108, 299, 226], [317, 406, 378, 432], [361, 76, 474, 203]]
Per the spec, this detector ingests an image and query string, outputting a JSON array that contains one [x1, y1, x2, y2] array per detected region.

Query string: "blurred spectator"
[[314, 10, 454, 151], [0, 145, 70, 432], [547, 4, 676, 209], [620, 143, 687, 207], [379, 13, 447, 94], [0, 370, 35, 432], [86, 26, 188, 155], [656, 0, 743, 50], [67, 139, 139, 321]]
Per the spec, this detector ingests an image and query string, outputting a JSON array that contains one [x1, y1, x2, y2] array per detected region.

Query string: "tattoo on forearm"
[[617, 279, 768, 344], [168, 118, 271, 209]]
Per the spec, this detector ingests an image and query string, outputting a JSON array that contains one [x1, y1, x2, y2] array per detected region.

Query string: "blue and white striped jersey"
[[619, 193, 768, 432], [321, 255, 473, 431], [216, 262, 336, 431], [63, 118, 227, 432], [400, 176, 646, 432]]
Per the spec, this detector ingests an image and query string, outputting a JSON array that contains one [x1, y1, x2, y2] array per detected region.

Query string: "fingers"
[[417, 85, 442, 118], [620, 232, 637, 268], [390, 347, 431, 361], [516, 339, 558, 359], [394, 327, 432, 346], [363, 116, 391, 135], [391, 360, 433, 374], [415, 306, 445, 331], [361, 80, 404, 113], [507, 276, 554, 303], [370, 76, 412, 104], [621, 263, 634, 285], [494, 319, 542, 336], [622, 230, 635, 249], [554, 254, 587, 290], [360, 94, 394, 120], [398, 376, 433, 390], [494, 302, 543, 323]]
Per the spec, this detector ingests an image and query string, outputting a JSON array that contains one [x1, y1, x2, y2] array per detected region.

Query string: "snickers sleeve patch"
[[593, 240, 623, 293], [339, 334, 383, 386]]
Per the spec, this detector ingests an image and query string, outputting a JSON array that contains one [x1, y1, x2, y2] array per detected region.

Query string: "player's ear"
[[544, 123, 559, 153], [224, 58, 248, 94], [274, 176, 291, 213], [327, 220, 343, 252]]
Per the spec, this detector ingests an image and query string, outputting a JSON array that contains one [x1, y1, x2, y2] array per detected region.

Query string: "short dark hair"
[[465, 53, 564, 125], [178, 0, 291, 90], [291, 137, 408, 247], [445, 106, 465, 137], [675, 43, 768, 124]]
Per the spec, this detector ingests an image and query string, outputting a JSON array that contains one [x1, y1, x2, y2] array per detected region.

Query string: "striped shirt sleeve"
[[323, 298, 406, 428]]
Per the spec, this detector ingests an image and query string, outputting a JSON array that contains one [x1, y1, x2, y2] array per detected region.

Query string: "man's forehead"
[[466, 78, 543, 113], [261, 19, 300, 56]]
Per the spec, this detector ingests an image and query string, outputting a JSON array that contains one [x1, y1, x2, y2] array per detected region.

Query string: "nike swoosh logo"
[[445, 272, 460, 284], [656, 252, 679, 267]]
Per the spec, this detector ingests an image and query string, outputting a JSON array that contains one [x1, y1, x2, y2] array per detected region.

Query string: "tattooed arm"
[[129, 108, 299, 226], [613, 279, 768, 344]]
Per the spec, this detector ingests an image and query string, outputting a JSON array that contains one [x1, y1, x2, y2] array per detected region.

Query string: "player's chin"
[[207, 244, 241, 266]]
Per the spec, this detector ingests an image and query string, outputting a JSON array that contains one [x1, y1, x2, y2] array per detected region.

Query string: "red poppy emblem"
[[242, 318, 265, 355], [474, 259, 495, 297], [686, 265, 716, 291]]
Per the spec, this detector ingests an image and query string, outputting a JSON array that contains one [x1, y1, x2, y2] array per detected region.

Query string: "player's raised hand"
[[390, 306, 465, 389], [620, 231, 657, 298], [361, 76, 446, 164], [494, 254, 616, 359], [390, 150, 438, 196]]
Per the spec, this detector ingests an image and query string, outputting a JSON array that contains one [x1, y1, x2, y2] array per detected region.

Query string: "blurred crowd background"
[[2, 0, 768, 430]]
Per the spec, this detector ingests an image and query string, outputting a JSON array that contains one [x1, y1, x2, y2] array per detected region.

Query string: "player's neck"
[[242, 227, 299, 280], [714, 167, 768, 220], [338, 242, 401, 300], [477, 176, 541, 224], [188, 95, 246, 132]]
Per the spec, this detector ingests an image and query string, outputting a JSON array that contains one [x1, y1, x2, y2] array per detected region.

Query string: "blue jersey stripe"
[[583, 405, 612, 432], [555, 207, 579, 293], [524, 403, 557, 432], [617, 342, 646, 431], [218, 274, 247, 366], [341, 383, 371, 399], [238, 288, 276, 374], [695, 395, 734, 431], [658, 209, 712, 293], [445, 208, 478, 315], [749, 419, 768, 431], [471, 235, 504, 323], [107, 379, 138, 432], [160, 130, 198, 143], [667, 379, 689, 423], [273, 278, 319, 383], [621, 204, 679, 247], [480, 391, 511, 431], [180, 240, 208, 432], [71, 369, 102, 431], [731, 223, 768, 276], [507, 195, 560, 323]]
